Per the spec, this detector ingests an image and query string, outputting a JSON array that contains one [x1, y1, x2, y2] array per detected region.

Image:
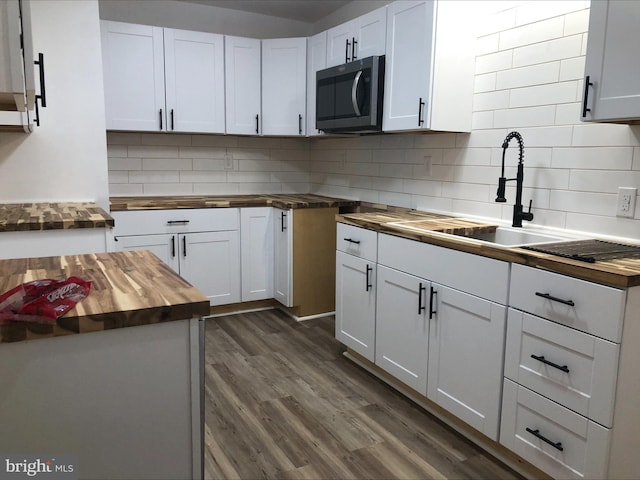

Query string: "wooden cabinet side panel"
[[292, 207, 337, 317]]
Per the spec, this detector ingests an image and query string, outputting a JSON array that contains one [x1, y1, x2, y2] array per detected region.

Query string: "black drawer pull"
[[526, 427, 563, 451], [429, 286, 437, 320], [418, 283, 426, 314], [531, 354, 570, 373], [343, 238, 361, 245], [281, 211, 287, 232], [365, 264, 372, 292], [159, 108, 163, 130], [167, 220, 190, 225], [183, 236, 187, 257], [418, 97, 425, 126], [535, 292, 575, 307]]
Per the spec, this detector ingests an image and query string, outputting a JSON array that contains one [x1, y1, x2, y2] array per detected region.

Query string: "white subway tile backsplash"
[[515, 1, 588, 27], [456, 130, 507, 148], [108, 171, 129, 184], [475, 72, 497, 93], [129, 171, 180, 184], [494, 105, 556, 128], [193, 183, 240, 195], [569, 170, 640, 194], [143, 158, 192, 171], [345, 162, 381, 176], [499, 16, 564, 50], [472, 111, 495, 130], [453, 165, 499, 184], [403, 179, 442, 196], [496, 62, 560, 90], [237, 137, 281, 149], [108, 157, 142, 171], [270, 172, 310, 184], [191, 135, 239, 148], [107, 145, 128, 158], [515, 126, 573, 147], [109, 183, 143, 196], [476, 50, 513, 75], [552, 147, 633, 170], [193, 158, 226, 171], [106, 132, 141, 145], [513, 35, 582, 67], [474, 91, 510, 111], [229, 148, 270, 160], [555, 102, 581, 125], [379, 191, 412, 209], [563, 9, 590, 36], [572, 124, 639, 147], [412, 194, 453, 213], [413, 133, 457, 149], [476, 6, 516, 37], [550, 190, 616, 216], [237, 183, 282, 194], [559, 57, 586, 81], [379, 134, 415, 149], [371, 177, 404, 193], [476, 34, 500, 55], [140, 133, 192, 146], [179, 171, 227, 183], [444, 148, 492, 166], [228, 172, 272, 183], [634, 148, 640, 170], [179, 146, 226, 158], [441, 182, 491, 201], [143, 183, 193, 195], [525, 167, 570, 189], [566, 213, 640, 239], [510, 81, 577, 108], [128, 145, 179, 159]]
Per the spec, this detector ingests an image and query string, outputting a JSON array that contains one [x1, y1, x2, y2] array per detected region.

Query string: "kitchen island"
[[0, 250, 209, 480]]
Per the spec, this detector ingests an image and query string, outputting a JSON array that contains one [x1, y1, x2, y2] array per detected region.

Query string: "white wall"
[[0, 1, 110, 210]]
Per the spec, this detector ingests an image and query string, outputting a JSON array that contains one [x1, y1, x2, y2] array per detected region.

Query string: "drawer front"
[[500, 379, 610, 480], [378, 233, 509, 304], [337, 223, 377, 261], [505, 309, 619, 427], [112, 208, 239, 236], [509, 264, 625, 343]]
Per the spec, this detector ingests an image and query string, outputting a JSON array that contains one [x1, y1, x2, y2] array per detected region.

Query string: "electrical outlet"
[[224, 152, 234, 170], [616, 187, 637, 218]]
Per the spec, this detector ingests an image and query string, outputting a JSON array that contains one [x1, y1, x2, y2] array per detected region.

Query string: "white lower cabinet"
[[335, 251, 376, 362], [273, 208, 293, 307], [427, 284, 506, 440], [501, 379, 611, 480], [375, 264, 430, 395], [112, 208, 240, 306], [240, 207, 273, 302]]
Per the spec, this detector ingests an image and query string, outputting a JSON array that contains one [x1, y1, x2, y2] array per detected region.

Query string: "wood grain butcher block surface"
[[0, 202, 114, 232], [0, 250, 210, 344], [339, 211, 640, 288], [109, 193, 358, 211]]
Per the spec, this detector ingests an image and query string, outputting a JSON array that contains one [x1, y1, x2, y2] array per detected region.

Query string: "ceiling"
[[174, 0, 352, 23]]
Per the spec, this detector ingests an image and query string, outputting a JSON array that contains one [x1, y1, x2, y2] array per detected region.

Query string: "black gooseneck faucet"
[[496, 131, 534, 227]]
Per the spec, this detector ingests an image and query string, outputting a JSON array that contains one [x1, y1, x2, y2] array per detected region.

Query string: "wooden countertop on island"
[[0, 202, 114, 232], [0, 250, 210, 344]]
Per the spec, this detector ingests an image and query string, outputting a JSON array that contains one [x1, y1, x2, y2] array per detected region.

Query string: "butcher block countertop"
[[338, 210, 640, 289], [0, 250, 210, 344], [110, 193, 358, 211], [0, 202, 114, 232]]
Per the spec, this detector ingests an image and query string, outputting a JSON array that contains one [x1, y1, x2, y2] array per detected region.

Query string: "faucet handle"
[[522, 199, 534, 222], [495, 177, 507, 202]]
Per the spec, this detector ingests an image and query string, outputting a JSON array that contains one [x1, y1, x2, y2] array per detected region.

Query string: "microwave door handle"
[[351, 70, 362, 117]]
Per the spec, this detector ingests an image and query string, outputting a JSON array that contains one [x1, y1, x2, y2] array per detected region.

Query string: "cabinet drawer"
[[337, 223, 377, 261], [505, 309, 619, 428], [112, 208, 239, 236], [509, 264, 625, 342], [378, 233, 509, 304], [500, 379, 610, 480]]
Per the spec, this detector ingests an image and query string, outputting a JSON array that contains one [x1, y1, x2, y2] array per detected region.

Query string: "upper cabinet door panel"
[[262, 37, 306, 136], [101, 21, 165, 131], [164, 28, 225, 133], [224, 35, 261, 135], [352, 7, 387, 61], [326, 20, 353, 68], [582, 0, 640, 122], [383, 1, 433, 132]]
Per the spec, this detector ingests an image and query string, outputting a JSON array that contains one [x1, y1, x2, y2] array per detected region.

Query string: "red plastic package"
[[0, 277, 92, 324]]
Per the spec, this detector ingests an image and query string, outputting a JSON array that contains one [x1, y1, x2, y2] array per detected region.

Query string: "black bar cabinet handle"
[[418, 97, 425, 126], [183, 236, 187, 257], [171, 108, 175, 130], [171, 235, 176, 257], [159, 108, 163, 130], [298, 114, 302, 135], [535, 292, 575, 307], [281, 212, 287, 232], [352, 37, 357, 60], [255, 114, 259, 134], [418, 283, 426, 314], [34, 53, 46, 107], [345, 38, 351, 62], [526, 428, 563, 451], [531, 354, 570, 373], [429, 286, 437, 319], [582, 75, 593, 118], [33, 94, 40, 126], [167, 220, 190, 225], [343, 238, 360, 245], [365, 265, 372, 292]]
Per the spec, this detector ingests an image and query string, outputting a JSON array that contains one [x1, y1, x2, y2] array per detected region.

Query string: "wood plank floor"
[[204, 309, 524, 480]]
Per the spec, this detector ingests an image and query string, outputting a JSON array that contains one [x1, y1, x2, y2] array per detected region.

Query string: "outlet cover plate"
[[617, 187, 637, 218]]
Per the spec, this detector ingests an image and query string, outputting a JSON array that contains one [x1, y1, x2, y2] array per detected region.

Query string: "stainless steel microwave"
[[316, 55, 385, 133]]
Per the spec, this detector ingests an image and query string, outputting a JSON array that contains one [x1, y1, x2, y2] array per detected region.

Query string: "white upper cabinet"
[[306, 31, 326, 136], [101, 21, 225, 133], [262, 37, 306, 136], [383, 0, 476, 133], [101, 21, 165, 131], [326, 6, 387, 67], [225, 35, 261, 135], [164, 29, 225, 133], [582, 0, 640, 123]]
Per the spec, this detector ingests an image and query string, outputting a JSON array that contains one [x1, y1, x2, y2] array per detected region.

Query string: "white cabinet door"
[[335, 251, 376, 362], [427, 283, 506, 441], [164, 28, 225, 133], [375, 264, 429, 395], [273, 208, 292, 307], [326, 20, 354, 68], [582, 0, 640, 122], [262, 37, 306, 136], [240, 207, 274, 302], [225, 35, 261, 135], [180, 231, 240, 306], [115, 233, 180, 273], [101, 21, 165, 131], [306, 31, 326, 136], [351, 7, 387, 62], [383, 1, 434, 131]]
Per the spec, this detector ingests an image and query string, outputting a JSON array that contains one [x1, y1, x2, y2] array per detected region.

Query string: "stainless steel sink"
[[457, 227, 569, 247]]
